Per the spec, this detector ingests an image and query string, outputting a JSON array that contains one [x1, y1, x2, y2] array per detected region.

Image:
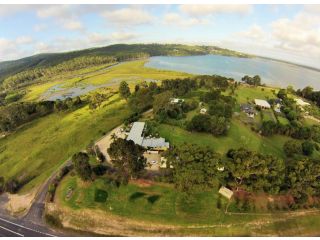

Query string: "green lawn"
[[55, 174, 320, 236], [156, 119, 289, 159], [234, 85, 276, 104], [0, 94, 131, 193]]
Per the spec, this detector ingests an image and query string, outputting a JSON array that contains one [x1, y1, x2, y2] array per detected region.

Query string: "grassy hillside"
[[0, 94, 131, 193], [0, 43, 250, 83]]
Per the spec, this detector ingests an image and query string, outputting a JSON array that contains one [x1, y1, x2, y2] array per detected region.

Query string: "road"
[[0, 216, 56, 237]]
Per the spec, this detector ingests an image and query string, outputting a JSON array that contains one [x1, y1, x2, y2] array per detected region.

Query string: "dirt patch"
[[6, 189, 38, 215], [130, 179, 154, 187]]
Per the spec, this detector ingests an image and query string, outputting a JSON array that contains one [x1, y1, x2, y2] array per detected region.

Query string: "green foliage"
[[72, 152, 92, 181], [283, 140, 302, 157], [302, 141, 314, 156], [107, 138, 146, 179], [119, 81, 131, 99], [45, 213, 62, 228], [225, 148, 285, 194], [168, 144, 224, 192], [286, 158, 320, 204], [187, 114, 228, 136], [94, 189, 108, 202], [241, 75, 262, 86]]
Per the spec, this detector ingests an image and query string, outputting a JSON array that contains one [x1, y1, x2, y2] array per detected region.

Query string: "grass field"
[[233, 85, 276, 104], [54, 174, 320, 236], [0, 94, 131, 193], [23, 60, 192, 101], [156, 119, 289, 159]]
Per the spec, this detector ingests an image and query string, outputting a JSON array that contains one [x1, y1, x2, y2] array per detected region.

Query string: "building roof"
[[219, 186, 234, 199], [295, 98, 310, 106], [127, 122, 169, 149], [254, 99, 271, 108], [126, 122, 145, 145]]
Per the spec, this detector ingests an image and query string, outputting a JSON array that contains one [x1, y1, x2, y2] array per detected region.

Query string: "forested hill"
[[0, 43, 250, 82]]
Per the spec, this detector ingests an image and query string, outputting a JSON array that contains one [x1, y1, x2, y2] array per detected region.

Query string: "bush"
[[302, 141, 314, 156], [5, 179, 19, 193], [45, 213, 62, 228]]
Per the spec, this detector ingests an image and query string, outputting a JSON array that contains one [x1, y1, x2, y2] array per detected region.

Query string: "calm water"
[[145, 55, 320, 90]]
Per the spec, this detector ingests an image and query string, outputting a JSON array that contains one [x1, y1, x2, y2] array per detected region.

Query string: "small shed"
[[254, 99, 271, 109], [219, 186, 233, 200]]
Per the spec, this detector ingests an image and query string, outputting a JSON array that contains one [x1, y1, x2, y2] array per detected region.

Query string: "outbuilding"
[[218, 186, 234, 200], [254, 99, 271, 109]]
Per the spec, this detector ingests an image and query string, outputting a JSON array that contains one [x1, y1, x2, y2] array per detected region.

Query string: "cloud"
[[62, 19, 84, 31], [238, 24, 267, 41], [271, 12, 320, 54], [163, 13, 208, 27], [15, 36, 33, 45], [33, 23, 47, 32], [102, 7, 154, 27], [88, 32, 138, 45], [179, 4, 252, 17], [35, 5, 72, 19]]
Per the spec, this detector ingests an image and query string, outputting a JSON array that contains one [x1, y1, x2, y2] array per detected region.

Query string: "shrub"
[[45, 213, 62, 228]]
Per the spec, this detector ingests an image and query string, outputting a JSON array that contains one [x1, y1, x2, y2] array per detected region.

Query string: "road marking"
[[0, 217, 55, 237], [0, 225, 24, 237]]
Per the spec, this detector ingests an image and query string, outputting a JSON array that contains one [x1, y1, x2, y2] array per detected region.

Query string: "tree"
[[261, 120, 278, 136], [225, 148, 285, 194], [286, 158, 320, 204], [283, 140, 302, 157], [119, 81, 131, 99], [153, 91, 173, 115], [168, 144, 224, 192], [107, 138, 146, 179], [72, 152, 92, 181], [277, 89, 287, 100], [302, 141, 314, 156]]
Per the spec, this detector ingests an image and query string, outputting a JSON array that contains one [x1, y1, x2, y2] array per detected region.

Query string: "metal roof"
[[126, 122, 145, 145], [127, 122, 169, 148], [254, 99, 271, 108]]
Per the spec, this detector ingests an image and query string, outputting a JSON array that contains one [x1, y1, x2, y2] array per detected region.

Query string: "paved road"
[[0, 216, 56, 237]]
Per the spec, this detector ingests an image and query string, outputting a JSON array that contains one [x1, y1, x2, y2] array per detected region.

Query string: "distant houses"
[[127, 122, 169, 151]]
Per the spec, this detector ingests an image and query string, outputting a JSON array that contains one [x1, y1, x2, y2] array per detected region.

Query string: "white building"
[[170, 98, 184, 104], [219, 186, 234, 200], [127, 122, 169, 150], [254, 99, 271, 109], [200, 108, 207, 114]]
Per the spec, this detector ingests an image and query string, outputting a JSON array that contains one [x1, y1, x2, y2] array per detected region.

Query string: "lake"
[[145, 55, 320, 90]]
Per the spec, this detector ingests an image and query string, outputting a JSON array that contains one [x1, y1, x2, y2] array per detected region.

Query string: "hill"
[[0, 43, 250, 83]]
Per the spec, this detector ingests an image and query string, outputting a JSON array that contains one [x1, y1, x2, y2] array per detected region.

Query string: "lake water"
[[145, 55, 320, 90]]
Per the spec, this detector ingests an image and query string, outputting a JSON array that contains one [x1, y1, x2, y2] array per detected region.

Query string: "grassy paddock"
[[0, 94, 131, 193], [156, 120, 289, 159], [55, 174, 320, 236]]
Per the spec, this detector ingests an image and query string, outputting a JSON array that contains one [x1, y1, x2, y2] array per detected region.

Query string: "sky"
[[0, 4, 320, 69]]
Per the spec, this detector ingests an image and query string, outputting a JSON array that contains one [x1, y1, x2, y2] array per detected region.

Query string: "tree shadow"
[[129, 191, 146, 201], [147, 195, 161, 204]]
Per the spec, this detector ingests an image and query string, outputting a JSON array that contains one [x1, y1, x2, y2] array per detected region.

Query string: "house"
[[219, 186, 233, 200], [200, 108, 207, 114], [274, 103, 281, 113], [170, 98, 184, 104], [240, 104, 256, 118], [254, 99, 271, 109], [127, 122, 169, 150]]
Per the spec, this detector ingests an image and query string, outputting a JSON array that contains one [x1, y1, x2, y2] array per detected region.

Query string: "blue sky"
[[0, 4, 320, 68]]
